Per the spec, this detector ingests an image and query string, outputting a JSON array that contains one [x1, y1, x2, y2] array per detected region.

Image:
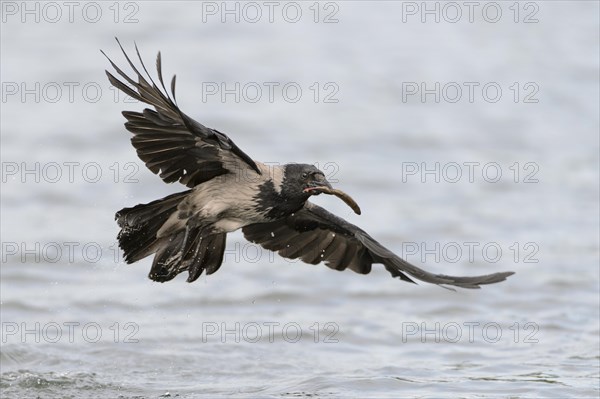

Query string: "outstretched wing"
[[242, 202, 514, 289], [102, 39, 261, 188]]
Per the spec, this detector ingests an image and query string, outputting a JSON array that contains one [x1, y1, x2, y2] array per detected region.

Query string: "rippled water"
[[1, 2, 599, 398]]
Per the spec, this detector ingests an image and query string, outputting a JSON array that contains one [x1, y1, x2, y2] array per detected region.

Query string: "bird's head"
[[282, 164, 331, 197], [282, 164, 361, 215]]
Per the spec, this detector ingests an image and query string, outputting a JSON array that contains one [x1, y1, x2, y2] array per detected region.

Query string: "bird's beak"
[[303, 179, 361, 215], [304, 175, 333, 193], [303, 172, 333, 194]]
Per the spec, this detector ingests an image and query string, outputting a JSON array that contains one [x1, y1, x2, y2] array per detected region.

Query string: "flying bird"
[[103, 40, 514, 289]]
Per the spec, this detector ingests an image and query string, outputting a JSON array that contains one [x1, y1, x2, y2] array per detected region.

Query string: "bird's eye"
[[302, 172, 308, 179]]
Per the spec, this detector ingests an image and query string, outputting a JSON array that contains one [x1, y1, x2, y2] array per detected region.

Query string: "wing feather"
[[243, 202, 514, 289], [102, 39, 261, 188]]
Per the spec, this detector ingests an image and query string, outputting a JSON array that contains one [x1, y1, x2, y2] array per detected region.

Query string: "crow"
[[103, 40, 514, 289]]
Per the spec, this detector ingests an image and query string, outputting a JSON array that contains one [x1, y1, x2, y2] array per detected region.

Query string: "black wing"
[[242, 202, 514, 290], [102, 39, 261, 188]]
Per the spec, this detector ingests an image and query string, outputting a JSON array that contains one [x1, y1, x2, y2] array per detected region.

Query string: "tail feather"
[[116, 190, 191, 263], [115, 190, 228, 283]]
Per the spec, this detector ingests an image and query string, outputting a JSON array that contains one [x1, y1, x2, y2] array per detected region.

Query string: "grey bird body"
[[104, 40, 514, 289], [158, 161, 283, 237]]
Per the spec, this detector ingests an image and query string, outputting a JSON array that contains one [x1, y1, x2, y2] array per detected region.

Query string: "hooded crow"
[[103, 40, 514, 289]]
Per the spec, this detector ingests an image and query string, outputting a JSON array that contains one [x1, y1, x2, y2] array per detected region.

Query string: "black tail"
[[115, 190, 227, 283]]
